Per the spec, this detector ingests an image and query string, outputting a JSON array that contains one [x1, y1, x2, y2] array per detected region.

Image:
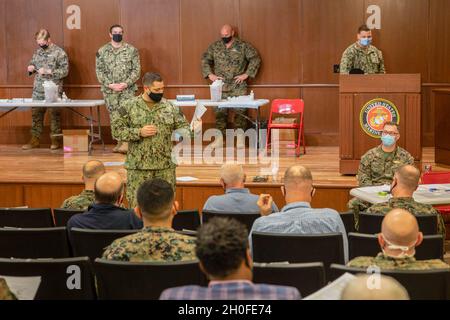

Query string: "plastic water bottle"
[[250, 90, 255, 100], [62, 92, 68, 101], [424, 164, 432, 173]]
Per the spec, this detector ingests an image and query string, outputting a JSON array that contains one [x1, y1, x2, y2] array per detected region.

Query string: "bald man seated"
[[348, 208, 450, 270], [367, 165, 446, 240], [341, 274, 409, 300], [61, 160, 106, 211], [203, 163, 279, 214], [67, 172, 143, 230], [250, 165, 348, 262]]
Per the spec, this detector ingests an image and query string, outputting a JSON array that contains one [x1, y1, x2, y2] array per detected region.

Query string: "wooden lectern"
[[339, 74, 422, 175]]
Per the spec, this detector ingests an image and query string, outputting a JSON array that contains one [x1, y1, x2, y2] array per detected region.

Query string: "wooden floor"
[[0, 144, 446, 211]]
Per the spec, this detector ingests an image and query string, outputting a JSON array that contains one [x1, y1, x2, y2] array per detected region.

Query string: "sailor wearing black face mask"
[[201, 24, 261, 147], [110, 72, 201, 208], [23, 28, 69, 151], [96, 24, 141, 154]]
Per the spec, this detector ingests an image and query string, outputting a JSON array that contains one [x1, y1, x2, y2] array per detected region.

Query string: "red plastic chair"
[[266, 99, 306, 156], [421, 171, 450, 216]]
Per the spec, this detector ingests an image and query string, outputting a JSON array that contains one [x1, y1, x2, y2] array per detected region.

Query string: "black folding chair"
[[172, 210, 201, 231], [330, 264, 450, 300], [0, 227, 70, 259], [94, 259, 205, 300], [340, 210, 355, 234], [348, 232, 444, 260], [53, 208, 84, 227], [0, 208, 54, 228], [359, 212, 438, 235], [251, 231, 345, 281], [0, 257, 95, 300], [69, 228, 138, 260], [202, 211, 261, 233], [253, 262, 326, 297]]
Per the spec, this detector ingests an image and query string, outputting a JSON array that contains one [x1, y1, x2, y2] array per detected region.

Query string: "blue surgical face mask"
[[381, 134, 396, 147], [359, 38, 372, 47]]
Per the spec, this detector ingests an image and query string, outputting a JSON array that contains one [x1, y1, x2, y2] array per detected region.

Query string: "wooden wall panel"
[[5, 0, 64, 85], [63, 0, 120, 85], [179, 0, 239, 84], [0, 0, 449, 147], [240, 0, 301, 84], [429, 0, 450, 83], [120, 0, 181, 84], [0, 184, 24, 208], [301, 0, 365, 84], [0, 0, 6, 85], [23, 184, 83, 208], [364, 0, 429, 79]]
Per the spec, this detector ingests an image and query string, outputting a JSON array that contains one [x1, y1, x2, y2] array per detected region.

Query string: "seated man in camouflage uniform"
[[348, 208, 450, 270], [61, 160, 105, 210], [340, 24, 385, 74], [349, 122, 414, 228], [367, 165, 446, 244], [0, 278, 17, 300], [102, 179, 196, 262]]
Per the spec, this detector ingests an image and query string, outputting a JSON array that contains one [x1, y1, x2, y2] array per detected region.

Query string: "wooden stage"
[[0, 145, 444, 212]]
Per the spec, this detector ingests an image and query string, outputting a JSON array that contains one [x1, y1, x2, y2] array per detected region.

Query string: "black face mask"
[[40, 44, 49, 50], [112, 34, 123, 43], [222, 36, 232, 44], [148, 92, 163, 103]]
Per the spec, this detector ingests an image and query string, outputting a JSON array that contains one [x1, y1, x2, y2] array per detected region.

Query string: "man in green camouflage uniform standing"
[[23, 29, 69, 150], [348, 209, 449, 270], [61, 160, 106, 211], [367, 164, 446, 245], [349, 122, 414, 228], [201, 24, 261, 147], [111, 72, 199, 208], [102, 179, 196, 262], [96, 24, 141, 154], [340, 24, 385, 74]]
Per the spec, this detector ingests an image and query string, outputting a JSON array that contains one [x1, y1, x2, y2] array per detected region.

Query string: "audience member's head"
[[220, 163, 246, 189], [196, 217, 252, 281], [134, 179, 178, 227], [282, 165, 315, 204], [390, 165, 420, 197], [378, 208, 423, 258], [82, 160, 106, 189], [220, 24, 235, 42], [341, 274, 409, 300], [94, 172, 124, 206]]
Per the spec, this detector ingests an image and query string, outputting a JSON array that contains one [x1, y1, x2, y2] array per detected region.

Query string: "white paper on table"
[[104, 162, 125, 167], [303, 273, 356, 300], [176, 176, 199, 182], [1, 275, 41, 300], [190, 102, 207, 130]]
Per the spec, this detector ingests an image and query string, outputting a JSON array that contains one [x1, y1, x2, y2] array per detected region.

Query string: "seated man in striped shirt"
[[250, 165, 348, 262], [160, 217, 300, 300]]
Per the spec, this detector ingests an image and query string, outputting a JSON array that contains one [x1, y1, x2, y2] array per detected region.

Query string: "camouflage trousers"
[[104, 91, 135, 141], [215, 87, 248, 135], [348, 197, 372, 231], [30, 107, 61, 139], [126, 168, 176, 208]]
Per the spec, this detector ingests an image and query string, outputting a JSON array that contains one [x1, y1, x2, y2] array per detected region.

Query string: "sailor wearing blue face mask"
[[340, 24, 386, 74]]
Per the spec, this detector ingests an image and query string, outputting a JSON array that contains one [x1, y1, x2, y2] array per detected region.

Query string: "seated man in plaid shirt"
[[160, 217, 300, 300]]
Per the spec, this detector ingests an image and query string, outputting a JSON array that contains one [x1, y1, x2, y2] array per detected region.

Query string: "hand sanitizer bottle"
[[250, 90, 255, 100]]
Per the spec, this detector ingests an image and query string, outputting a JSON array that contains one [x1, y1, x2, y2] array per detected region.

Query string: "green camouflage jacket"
[[61, 190, 95, 211], [340, 42, 385, 74], [348, 252, 450, 270]]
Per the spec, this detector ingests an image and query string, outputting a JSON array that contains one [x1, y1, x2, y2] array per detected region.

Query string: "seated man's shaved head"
[[94, 172, 124, 205], [83, 160, 105, 179], [394, 165, 420, 192], [382, 208, 420, 246], [341, 274, 409, 300], [220, 163, 245, 186], [220, 24, 235, 38], [284, 165, 313, 189]]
